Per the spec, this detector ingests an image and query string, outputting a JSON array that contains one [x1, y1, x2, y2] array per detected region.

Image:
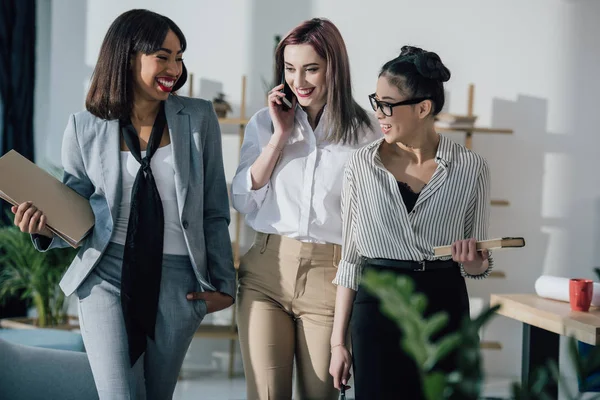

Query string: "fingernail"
[[186, 294, 192, 300]]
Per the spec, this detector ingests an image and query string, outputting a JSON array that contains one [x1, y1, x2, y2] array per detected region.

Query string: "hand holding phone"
[[279, 71, 294, 111], [267, 72, 296, 138]]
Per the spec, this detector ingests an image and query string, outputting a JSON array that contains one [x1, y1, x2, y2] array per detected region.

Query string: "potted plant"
[[212, 92, 232, 118], [362, 269, 600, 400], [0, 223, 77, 327]]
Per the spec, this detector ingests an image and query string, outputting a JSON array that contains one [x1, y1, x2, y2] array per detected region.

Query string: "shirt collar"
[[295, 104, 329, 141], [369, 134, 454, 168], [434, 134, 453, 168]]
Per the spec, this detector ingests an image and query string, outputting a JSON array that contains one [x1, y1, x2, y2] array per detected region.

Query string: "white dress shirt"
[[333, 135, 494, 290], [231, 105, 381, 244]]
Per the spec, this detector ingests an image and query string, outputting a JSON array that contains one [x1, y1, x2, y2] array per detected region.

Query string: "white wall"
[[37, 0, 600, 394]]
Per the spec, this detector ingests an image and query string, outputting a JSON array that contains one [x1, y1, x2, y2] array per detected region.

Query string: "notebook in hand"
[[433, 237, 526, 257], [0, 150, 94, 248]]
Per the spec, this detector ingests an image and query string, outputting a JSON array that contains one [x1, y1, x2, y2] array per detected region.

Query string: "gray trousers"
[[76, 243, 207, 400]]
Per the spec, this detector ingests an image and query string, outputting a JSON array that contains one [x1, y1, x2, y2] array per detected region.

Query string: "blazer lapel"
[[98, 119, 121, 226], [165, 96, 190, 215]]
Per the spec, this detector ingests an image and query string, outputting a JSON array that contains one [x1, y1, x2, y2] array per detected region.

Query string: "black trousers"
[[350, 263, 470, 400]]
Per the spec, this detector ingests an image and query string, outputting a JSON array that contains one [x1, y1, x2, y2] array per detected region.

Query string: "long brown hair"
[[86, 9, 188, 121], [274, 18, 372, 145]]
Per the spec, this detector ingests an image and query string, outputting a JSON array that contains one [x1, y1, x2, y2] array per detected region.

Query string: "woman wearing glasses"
[[329, 46, 493, 399]]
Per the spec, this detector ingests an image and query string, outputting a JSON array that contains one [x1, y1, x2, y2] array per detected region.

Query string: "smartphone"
[[279, 70, 294, 111], [340, 385, 346, 400]]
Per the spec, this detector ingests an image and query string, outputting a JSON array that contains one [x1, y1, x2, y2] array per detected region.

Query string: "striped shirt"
[[333, 135, 493, 291]]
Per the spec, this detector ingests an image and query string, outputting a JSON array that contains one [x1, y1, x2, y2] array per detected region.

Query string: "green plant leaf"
[[425, 332, 461, 371], [0, 224, 75, 326], [568, 336, 586, 383], [471, 303, 501, 331], [423, 311, 449, 338], [422, 372, 447, 400]]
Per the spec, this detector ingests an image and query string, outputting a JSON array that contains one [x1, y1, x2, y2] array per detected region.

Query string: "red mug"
[[569, 279, 594, 312]]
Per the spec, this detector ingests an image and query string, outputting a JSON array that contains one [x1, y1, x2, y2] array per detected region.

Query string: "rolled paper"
[[534, 275, 600, 307]]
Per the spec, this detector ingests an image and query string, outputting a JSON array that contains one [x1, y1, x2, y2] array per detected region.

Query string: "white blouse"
[[231, 105, 381, 245], [111, 144, 188, 255]]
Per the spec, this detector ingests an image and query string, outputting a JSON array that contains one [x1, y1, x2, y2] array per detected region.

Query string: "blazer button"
[[182, 220, 189, 229]]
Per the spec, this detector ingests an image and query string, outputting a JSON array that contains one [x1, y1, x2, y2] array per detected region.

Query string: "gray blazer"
[[34, 95, 236, 299]]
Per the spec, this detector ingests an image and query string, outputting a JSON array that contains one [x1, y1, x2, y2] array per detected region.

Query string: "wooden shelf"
[[218, 117, 250, 125], [194, 324, 238, 340], [491, 199, 510, 206], [480, 341, 502, 350], [442, 84, 513, 151], [436, 126, 513, 134], [489, 270, 506, 279], [230, 241, 240, 269]]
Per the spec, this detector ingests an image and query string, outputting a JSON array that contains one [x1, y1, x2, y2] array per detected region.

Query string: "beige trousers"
[[237, 233, 341, 400]]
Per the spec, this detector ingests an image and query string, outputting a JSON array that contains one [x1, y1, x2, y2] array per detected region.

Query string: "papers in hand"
[[0, 150, 94, 248], [433, 237, 526, 257]]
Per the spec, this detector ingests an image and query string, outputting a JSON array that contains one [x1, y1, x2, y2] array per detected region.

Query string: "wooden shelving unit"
[[443, 85, 513, 352], [218, 77, 248, 268], [489, 270, 506, 279], [490, 200, 510, 207], [436, 126, 513, 135], [218, 117, 250, 126], [188, 75, 248, 378], [434, 84, 513, 207], [480, 341, 503, 350]]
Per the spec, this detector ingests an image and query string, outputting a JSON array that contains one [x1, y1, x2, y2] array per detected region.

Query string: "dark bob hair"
[[86, 9, 188, 120]]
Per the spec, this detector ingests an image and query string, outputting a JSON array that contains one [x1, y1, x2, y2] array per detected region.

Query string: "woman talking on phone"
[[231, 18, 379, 400]]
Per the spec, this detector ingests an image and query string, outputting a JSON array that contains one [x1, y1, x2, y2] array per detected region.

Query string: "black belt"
[[365, 258, 457, 272]]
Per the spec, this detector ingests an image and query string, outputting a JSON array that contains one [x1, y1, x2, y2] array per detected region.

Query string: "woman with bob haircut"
[[12, 9, 235, 399], [231, 17, 379, 400]]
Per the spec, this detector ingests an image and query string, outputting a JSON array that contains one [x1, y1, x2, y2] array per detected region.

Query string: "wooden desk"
[[490, 294, 600, 397]]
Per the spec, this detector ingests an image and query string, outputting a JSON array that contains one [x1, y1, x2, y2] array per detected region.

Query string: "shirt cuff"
[[245, 167, 269, 204], [31, 233, 56, 252], [332, 260, 362, 291], [460, 253, 494, 279]]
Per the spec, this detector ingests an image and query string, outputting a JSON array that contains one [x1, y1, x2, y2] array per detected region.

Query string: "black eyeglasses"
[[368, 93, 431, 117]]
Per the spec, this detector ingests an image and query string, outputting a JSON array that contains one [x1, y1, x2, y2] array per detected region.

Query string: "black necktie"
[[119, 101, 166, 366]]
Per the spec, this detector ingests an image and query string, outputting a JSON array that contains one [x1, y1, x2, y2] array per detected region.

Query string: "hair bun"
[[414, 52, 451, 82], [399, 45, 425, 58]]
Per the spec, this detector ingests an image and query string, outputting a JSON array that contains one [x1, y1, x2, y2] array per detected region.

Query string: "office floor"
[[173, 372, 356, 400], [172, 372, 517, 400]]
